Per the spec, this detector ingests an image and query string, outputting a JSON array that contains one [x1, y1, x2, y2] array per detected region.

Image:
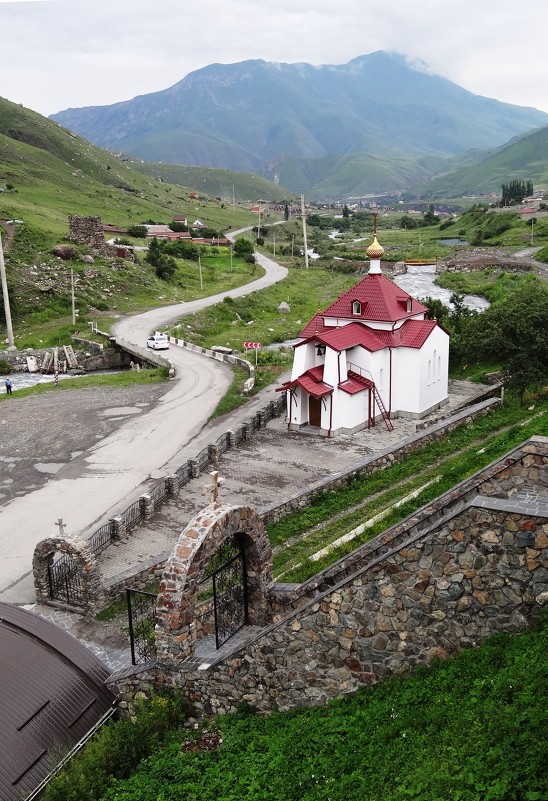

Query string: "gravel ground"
[[0, 383, 170, 505]]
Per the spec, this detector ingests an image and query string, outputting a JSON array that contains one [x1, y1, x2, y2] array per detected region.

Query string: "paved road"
[[0, 246, 287, 604]]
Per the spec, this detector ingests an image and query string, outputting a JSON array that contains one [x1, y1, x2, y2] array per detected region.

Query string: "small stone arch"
[[33, 535, 101, 612], [155, 504, 272, 667]]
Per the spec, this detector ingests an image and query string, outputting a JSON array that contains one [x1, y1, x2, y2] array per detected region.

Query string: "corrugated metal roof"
[[0, 604, 116, 801]]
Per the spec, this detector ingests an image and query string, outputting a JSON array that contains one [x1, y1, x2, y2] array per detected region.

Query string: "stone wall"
[[109, 437, 548, 715], [171, 501, 547, 716], [69, 215, 107, 249]]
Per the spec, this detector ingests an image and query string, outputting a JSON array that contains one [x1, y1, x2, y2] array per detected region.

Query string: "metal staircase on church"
[[347, 368, 394, 432]]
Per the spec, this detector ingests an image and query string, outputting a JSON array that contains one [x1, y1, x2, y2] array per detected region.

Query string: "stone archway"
[[33, 535, 101, 612], [155, 504, 272, 668]]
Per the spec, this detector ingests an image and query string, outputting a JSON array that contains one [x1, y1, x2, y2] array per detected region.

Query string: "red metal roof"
[[339, 373, 373, 394], [319, 273, 427, 324], [299, 312, 326, 338], [374, 319, 438, 349], [320, 322, 387, 352], [277, 365, 333, 398]]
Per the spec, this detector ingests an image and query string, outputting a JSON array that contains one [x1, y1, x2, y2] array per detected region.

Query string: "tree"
[[233, 238, 254, 258], [459, 282, 548, 403], [127, 225, 147, 238]]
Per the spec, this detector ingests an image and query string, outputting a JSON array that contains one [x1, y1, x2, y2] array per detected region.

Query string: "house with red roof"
[[277, 232, 449, 436]]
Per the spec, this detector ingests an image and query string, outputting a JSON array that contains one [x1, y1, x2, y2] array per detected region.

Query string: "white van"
[[146, 333, 170, 350]]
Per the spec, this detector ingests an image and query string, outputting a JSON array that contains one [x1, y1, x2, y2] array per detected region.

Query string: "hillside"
[[0, 96, 285, 241], [416, 124, 548, 198], [50, 52, 548, 198]]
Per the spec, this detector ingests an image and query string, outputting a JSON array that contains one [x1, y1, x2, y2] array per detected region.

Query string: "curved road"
[[0, 244, 287, 603]]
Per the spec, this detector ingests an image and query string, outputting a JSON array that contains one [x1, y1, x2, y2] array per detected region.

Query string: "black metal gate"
[[207, 537, 248, 650], [48, 554, 84, 605], [127, 589, 157, 665]]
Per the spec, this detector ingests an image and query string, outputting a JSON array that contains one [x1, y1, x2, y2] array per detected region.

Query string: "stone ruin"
[[68, 215, 136, 262]]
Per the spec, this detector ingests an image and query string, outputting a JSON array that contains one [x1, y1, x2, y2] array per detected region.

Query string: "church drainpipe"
[[389, 347, 393, 416], [287, 388, 293, 428], [328, 393, 333, 436], [389, 322, 396, 417]]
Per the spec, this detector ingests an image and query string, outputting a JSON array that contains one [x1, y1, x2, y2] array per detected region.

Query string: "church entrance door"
[[309, 396, 322, 427]]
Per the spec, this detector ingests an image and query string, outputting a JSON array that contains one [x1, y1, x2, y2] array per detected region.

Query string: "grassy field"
[[268, 397, 548, 582]]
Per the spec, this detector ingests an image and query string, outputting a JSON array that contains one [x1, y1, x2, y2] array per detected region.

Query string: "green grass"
[[0, 367, 168, 403], [268, 397, 548, 582], [43, 614, 548, 801], [435, 269, 541, 303], [170, 265, 358, 352]]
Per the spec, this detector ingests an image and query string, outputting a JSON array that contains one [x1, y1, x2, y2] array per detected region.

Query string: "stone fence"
[[110, 437, 548, 715]]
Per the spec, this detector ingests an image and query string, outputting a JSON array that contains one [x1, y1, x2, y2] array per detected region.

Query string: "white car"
[[146, 333, 170, 350]]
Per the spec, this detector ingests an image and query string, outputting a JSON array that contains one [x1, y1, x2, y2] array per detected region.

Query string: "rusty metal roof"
[[0, 603, 116, 801]]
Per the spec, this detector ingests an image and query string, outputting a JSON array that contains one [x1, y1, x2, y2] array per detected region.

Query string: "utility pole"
[[71, 267, 76, 325], [0, 233, 14, 347], [531, 217, 535, 246], [301, 194, 309, 268], [198, 254, 203, 290], [257, 202, 261, 244]]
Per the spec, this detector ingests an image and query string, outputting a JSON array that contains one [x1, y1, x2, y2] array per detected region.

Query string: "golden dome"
[[366, 234, 384, 260]]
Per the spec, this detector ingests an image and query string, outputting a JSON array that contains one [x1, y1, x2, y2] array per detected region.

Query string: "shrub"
[[42, 692, 191, 801]]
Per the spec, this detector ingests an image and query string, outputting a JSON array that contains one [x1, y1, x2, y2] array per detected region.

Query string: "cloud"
[[1, 0, 547, 116]]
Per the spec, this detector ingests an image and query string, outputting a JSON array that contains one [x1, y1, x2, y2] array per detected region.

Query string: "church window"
[[352, 300, 362, 315], [407, 298, 412, 312]]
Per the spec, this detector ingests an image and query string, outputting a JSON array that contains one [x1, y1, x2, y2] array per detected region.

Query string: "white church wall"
[[290, 343, 312, 381], [418, 328, 449, 414], [391, 348, 421, 414]]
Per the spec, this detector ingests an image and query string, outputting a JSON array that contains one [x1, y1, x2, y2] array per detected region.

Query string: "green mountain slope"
[[417, 125, 548, 198], [50, 52, 548, 198], [0, 97, 284, 241]]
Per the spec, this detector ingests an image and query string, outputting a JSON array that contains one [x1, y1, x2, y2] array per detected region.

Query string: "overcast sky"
[[1, 0, 547, 118]]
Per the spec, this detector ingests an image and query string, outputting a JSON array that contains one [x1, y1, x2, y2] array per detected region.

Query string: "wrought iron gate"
[[48, 554, 84, 605], [207, 537, 248, 649], [127, 588, 157, 665]]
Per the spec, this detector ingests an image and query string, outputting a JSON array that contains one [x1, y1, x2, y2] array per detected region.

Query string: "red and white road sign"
[[243, 341, 261, 349]]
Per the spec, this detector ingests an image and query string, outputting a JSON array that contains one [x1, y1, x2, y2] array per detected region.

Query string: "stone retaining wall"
[[131, 437, 547, 716], [163, 500, 546, 716]]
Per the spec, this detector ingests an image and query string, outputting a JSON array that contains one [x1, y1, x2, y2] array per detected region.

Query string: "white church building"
[[277, 232, 449, 437]]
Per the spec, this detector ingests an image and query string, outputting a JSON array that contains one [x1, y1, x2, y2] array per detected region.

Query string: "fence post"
[[166, 474, 179, 498], [228, 430, 236, 448], [209, 444, 220, 466], [111, 516, 127, 541], [140, 493, 154, 519], [190, 460, 200, 479]]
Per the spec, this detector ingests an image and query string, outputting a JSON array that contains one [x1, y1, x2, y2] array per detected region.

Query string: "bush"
[[42, 692, 190, 801]]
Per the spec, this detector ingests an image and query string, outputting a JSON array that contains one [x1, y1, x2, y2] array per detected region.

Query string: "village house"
[[278, 232, 450, 436]]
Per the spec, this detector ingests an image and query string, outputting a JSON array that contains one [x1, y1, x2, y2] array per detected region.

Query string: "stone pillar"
[[190, 460, 200, 479], [166, 475, 179, 498], [141, 493, 154, 519], [112, 516, 127, 540]]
